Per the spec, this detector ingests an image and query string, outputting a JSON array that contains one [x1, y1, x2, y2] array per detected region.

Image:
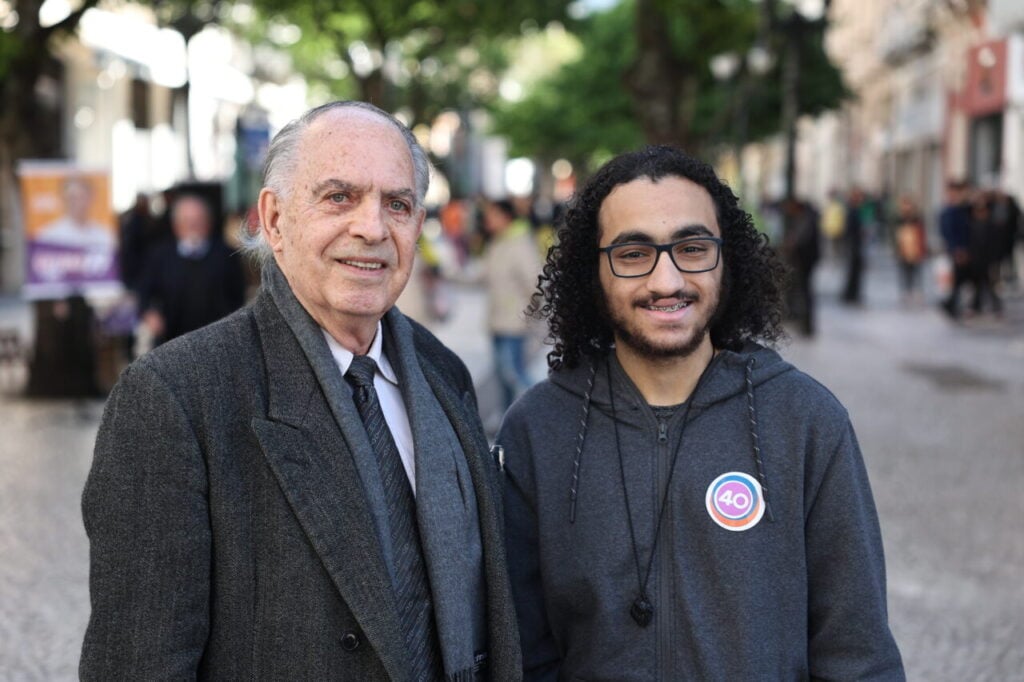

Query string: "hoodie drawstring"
[[745, 358, 775, 522], [569, 361, 598, 523], [570, 355, 774, 524]]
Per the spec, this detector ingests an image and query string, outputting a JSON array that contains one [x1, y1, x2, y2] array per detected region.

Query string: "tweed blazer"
[[80, 286, 521, 681]]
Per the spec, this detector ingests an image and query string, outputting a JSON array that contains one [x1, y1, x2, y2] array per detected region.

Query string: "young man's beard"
[[602, 271, 729, 361], [610, 294, 718, 360]]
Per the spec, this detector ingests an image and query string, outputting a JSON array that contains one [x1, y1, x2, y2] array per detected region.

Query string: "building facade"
[[738, 0, 1022, 239]]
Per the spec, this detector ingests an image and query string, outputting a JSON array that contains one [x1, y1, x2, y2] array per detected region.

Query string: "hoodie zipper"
[[656, 414, 673, 682]]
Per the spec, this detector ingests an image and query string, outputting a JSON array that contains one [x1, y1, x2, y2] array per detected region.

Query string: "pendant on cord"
[[630, 593, 654, 627]]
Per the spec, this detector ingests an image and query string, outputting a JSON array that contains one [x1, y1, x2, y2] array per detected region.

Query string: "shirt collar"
[[322, 321, 399, 387], [177, 238, 210, 259]]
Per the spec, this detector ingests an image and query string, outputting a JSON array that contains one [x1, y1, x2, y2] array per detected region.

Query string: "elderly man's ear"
[[258, 188, 284, 251]]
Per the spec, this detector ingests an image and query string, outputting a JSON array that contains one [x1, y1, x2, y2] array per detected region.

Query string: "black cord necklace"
[[607, 351, 718, 628]]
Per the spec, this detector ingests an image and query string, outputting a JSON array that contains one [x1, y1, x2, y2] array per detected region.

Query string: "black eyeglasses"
[[598, 237, 723, 278]]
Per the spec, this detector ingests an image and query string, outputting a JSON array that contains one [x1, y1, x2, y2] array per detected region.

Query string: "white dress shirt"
[[323, 323, 418, 493]]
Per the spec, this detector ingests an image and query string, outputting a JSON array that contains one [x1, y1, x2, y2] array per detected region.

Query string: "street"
[[785, 259, 1024, 681], [1, 253, 1022, 680]]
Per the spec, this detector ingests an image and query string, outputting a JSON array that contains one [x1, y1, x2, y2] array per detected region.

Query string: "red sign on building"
[[962, 39, 1008, 117]]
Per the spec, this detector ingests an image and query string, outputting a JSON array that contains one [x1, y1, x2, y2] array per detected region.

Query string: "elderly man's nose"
[[349, 200, 388, 241]]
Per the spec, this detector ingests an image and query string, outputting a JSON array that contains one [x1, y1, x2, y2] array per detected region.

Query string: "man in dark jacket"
[[137, 193, 246, 345], [498, 146, 904, 680], [780, 196, 821, 336], [81, 101, 520, 680], [939, 180, 973, 319]]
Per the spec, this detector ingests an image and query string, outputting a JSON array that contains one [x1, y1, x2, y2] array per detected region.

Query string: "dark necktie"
[[344, 355, 443, 681]]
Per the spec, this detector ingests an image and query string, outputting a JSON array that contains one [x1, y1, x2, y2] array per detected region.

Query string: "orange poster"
[[18, 161, 120, 300]]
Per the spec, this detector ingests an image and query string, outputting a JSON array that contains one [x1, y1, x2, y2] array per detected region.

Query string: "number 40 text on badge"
[[705, 472, 765, 531]]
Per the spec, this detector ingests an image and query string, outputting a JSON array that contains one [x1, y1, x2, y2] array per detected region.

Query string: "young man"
[[498, 146, 904, 680], [81, 102, 520, 680]]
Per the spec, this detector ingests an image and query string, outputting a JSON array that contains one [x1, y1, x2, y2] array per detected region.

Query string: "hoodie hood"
[[547, 342, 793, 524], [549, 342, 793, 413]]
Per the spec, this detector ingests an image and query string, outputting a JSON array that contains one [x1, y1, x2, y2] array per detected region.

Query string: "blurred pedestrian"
[[481, 197, 542, 409], [498, 145, 904, 680], [821, 187, 847, 259], [395, 231, 449, 324], [136, 194, 246, 346], [968, 194, 1003, 316], [939, 180, 972, 319], [893, 195, 928, 305], [81, 101, 520, 680], [26, 295, 99, 397], [841, 187, 866, 305], [780, 196, 821, 336], [439, 198, 470, 268], [117, 192, 156, 294], [989, 188, 1021, 287]]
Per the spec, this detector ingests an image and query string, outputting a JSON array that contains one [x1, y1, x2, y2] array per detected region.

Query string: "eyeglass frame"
[[597, 236, 724, 278]]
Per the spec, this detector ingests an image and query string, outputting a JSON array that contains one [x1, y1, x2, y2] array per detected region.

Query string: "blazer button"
[[340, 632, 360, 651]]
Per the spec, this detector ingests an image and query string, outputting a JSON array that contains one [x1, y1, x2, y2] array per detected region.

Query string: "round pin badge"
[[705, 471, 765, 531]]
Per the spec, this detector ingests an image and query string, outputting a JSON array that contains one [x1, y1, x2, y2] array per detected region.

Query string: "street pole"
[[781, 17, 801, 202], [772, 0, 830, 202]]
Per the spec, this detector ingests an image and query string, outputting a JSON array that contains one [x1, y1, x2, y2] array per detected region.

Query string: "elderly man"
[[81, 101, 520, 680]]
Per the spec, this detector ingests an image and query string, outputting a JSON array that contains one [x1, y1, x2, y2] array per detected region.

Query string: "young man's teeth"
[[647, 301, 688, 312], [341, 260, 382, 270]]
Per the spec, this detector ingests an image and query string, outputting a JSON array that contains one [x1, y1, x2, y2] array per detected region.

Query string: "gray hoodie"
[[498, 343, 904, 681]]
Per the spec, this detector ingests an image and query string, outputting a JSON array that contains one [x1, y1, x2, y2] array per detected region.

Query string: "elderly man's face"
[[262, 108, 423, 342]]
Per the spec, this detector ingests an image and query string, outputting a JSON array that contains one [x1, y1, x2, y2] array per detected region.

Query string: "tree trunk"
[[624, 0, 695, 149]]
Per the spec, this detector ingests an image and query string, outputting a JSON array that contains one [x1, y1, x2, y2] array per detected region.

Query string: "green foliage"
[[0, 33, 24, 83], [657, 0, 760, 61], [728, 24, 849, 143], [489, 2, 643, 173], [241, 0, 574, 127], [491, 0, 847, 167]]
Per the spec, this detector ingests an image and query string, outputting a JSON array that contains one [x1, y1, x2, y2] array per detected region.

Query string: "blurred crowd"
[[23, 173, 1021, 400], [103, 189, 559, 402], [757, 180, 1022, 337]]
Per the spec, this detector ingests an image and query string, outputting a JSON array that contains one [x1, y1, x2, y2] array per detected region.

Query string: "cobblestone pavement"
[[0, 399, 101, 681], [0, 257, 1022, 680]]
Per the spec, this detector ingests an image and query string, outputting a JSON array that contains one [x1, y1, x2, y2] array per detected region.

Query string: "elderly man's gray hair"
[[241, 101, 431, 264]]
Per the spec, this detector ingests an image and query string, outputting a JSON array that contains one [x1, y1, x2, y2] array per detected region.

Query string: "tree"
[[488, 2, 644, 175], [0, 0, 101, 162], [0, 0, 219, 277], [0, 0, 105, 393], [0, 0, 102, 259], [759, 0, 845, 199], [246, 0, 574, 129], [491, 0, 847, 175], [626, 0, 759, 150], [147, 0, 231, 178]]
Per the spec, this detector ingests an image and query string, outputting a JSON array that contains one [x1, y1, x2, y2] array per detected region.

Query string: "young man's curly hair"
[[531, 145, 787, 370]]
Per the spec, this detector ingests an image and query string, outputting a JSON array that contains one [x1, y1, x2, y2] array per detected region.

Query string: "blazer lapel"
[[249, 293, 409, 680]]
